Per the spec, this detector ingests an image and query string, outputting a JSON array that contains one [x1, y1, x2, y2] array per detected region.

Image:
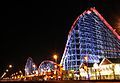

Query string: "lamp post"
[[1, 64, 13, 79], [53, 54, 58, 80], [84, 56, 89, 80], [53, 54, 58, 63], [93, 63, 99, 80], [6, 69, 9, 72], [33, 64, 38, 75], [9, 65, 12, 68], [112, 64, 115, 80]]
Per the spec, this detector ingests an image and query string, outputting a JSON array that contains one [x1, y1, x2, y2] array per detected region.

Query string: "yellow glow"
[[54, 71, 57, 74], [84, 66, 87, 70], [70, 70, 74, 72], [80, 71, 87, 76], [100, 70, 113, 75], [21, 75, 23, 77], [18, 76, 20, 78], [69, 73, 72, 77], [61, 68, 65, 70], [53, 54, 58, 60], [16, 72, 18, 74], [48, 69, 51, 72]]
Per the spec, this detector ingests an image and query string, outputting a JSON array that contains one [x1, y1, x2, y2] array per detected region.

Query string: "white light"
[[115, 64, 120, 74], [6, 69, 8, 72], [35, 70, 38, 75], [58, 76, 61, 78], [93, 63, 99, 69], [19, 70, 22, 73], [51, 76, 53, 79], [9, 65, 12, 68], [87, 10, 91, 14], [1, 72, 6, 78]]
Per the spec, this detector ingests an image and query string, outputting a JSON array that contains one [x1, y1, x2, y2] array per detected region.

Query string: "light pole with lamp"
[[84, 56, 89, 80], [93, 63, 99, 80], [9, 65, 12, 68], [0, 64, 13, 79], [53, 54, 58, 80], [53, 54, 58, 63]]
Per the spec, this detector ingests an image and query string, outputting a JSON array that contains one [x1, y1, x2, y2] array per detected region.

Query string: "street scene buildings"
[[2, 7, 120, 81], [23, 8, 120, 80]]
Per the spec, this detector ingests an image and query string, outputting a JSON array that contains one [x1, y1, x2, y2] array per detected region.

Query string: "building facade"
[[60, 8, 120, 72], [79, 58, 120, 80]]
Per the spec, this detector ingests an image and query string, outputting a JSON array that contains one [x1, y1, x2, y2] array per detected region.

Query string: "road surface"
[[0, 80, 120, 83]]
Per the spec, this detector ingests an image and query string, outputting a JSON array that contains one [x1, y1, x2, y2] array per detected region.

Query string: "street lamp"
[[53, 54, 58, 80], [84, 56, 89, 80], [53, 54, 58, 63], [1, 65, 13, 79], [1, 65, 12, 79], [6, 69, 9, 72], [33, 64, 36, 68], [9, 65, 12, 68], [16, 72, 18, 75], [19, 70, 22, 73], [93, 63, 99, 80]]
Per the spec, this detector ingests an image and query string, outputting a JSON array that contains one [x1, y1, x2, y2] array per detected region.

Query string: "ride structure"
[[60, 7, 120, 72]]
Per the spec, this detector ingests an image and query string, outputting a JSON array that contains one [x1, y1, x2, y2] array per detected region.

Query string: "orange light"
[[53, 54, 57, 60]]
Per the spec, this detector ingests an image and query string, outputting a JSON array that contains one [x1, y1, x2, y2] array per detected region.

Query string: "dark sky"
[[1, 0, 120, 76]]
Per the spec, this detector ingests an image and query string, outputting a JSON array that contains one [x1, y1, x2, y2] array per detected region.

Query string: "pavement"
[[0, 80, 120, 83]]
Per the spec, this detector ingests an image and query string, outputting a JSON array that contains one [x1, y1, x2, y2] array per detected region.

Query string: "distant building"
[[60, 7, 120, 72], [79, 58, 120, 80]]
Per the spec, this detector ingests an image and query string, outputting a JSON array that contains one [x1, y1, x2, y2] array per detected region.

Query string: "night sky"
[[1, 0, 120, 76]]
